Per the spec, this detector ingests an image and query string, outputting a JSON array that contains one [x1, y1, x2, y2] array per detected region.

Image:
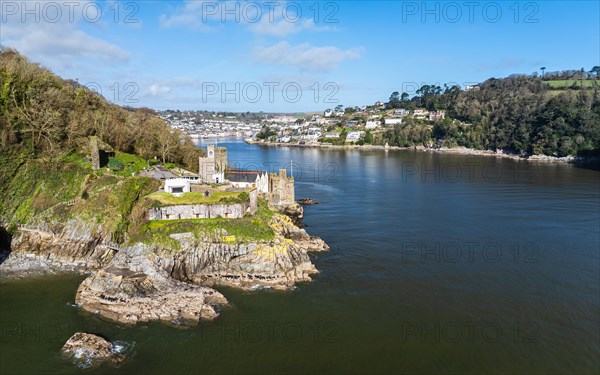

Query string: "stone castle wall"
[[148, 188, 258, 221], [148, 202, 250, 220]]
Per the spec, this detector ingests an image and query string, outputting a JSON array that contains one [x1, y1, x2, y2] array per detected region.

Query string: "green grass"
[[111, 152, 148, 176], [130, 199, 277, 251], [546, 79, 600, 89], [0, 152, 91, 226], [147, 191, 250, 206], [75, 176, 158, 241]]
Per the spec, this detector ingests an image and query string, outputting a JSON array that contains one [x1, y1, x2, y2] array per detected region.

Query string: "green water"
[[1, 142, 599, 374]]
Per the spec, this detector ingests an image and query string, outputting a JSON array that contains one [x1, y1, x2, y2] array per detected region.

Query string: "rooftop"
[[226, 169, 266, 183]]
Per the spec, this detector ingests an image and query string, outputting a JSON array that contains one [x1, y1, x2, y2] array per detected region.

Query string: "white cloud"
[[1, 1, 130, 67], [148, 84, 173, 96], [249, 18, 333, 37], [4, 26, 130, 63], [253, 41, 363, 72], [159, 0, 334, 36], [159, 0, 223, 30]]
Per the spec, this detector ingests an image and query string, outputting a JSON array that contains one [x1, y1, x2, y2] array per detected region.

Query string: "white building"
[[413, 109, 430, 119], [324, 109, 333, 117], [164, 178, 191, 196], [385, 118, 403, 125], [226, 170, 269, 193], [346, 131, 363, 143], [429, 110, 446, 122], [365, 120, 381, 129]]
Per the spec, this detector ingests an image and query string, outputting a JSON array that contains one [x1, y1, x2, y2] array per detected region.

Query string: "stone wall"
[[148, 201, 250, 220]]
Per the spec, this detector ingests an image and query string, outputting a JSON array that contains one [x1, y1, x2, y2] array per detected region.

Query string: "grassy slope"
[[147, 191, 249, 206], [0, 150, 158, 241], [546, 79, 600, 88]]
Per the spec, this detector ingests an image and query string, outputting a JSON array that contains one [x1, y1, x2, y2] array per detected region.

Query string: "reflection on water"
[[1, 140, 599, 374]]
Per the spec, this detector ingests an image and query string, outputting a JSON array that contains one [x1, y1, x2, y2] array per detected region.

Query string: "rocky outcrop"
[[0, 230, 115, 278], [153, 214, 326, 290], [270, 214, 328, 252], [75, 245, 227, 325], [61, 332, 125, 368], [279, 203, 304, 226], [157, 238, 318, 290]]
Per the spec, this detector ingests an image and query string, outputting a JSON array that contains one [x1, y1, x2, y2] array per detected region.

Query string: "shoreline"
[[245, 140, 599, 165]]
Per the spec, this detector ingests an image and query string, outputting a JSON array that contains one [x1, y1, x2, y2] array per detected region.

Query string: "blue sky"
[[1, 0, 599, 112]]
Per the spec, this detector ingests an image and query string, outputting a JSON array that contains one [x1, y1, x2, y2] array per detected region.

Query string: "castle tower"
[[199, 145, 228, 183], [268, 169, 295, 206], [214, 146, 228, 173]]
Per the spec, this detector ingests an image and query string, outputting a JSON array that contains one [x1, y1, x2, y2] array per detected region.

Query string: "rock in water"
[[297, 198, 319, 205], [75, 245, 227, 326], [61, 332, 125, 368], [76, 267, 227, 325]]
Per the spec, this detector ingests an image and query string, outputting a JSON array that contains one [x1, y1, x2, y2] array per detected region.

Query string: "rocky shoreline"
[[0, 206, 328, 327], [246, 140, 599, 164]]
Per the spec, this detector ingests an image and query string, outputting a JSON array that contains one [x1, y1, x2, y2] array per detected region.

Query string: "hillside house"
[[365, 120, 381, 129], [346, 131, 363, 143], [429, 110, 446, 122], [385, 118, 403, 126]]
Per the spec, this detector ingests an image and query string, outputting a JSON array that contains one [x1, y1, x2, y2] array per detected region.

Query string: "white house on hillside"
[[413, 109, 430, 119], [385, 118, 403, 125], [365, 120, 381, 129], [346, 131, 363, 143]]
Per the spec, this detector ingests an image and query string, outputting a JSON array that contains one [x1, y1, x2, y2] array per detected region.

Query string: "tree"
[[590, 66, 600, 77], [540, 67, 546, 77], [154, 121, 178, 164], [256, 125, 276, 140], [388, 91, 401, 108]]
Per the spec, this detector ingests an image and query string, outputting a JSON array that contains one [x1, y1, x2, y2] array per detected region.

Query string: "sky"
[[1, 0, 599, 112]]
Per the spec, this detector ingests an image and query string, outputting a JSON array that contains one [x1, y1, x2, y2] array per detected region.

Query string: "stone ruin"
[[89, 136, 115, 170]]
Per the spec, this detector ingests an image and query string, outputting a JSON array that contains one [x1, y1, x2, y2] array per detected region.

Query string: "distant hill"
[[384, 73, 600, 157]]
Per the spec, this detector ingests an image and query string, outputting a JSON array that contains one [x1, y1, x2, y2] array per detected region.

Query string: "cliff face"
[[1, 229, 115, 278], [156, 214, 326, 290], [1, 213, 327, 288]]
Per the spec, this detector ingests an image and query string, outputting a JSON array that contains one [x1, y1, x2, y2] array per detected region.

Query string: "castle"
[[198, 145, 295, 208]]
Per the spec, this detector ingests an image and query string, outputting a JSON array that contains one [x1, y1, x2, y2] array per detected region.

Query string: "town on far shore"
[[158, 101, 448, 147], [159, 68, 600, 156]]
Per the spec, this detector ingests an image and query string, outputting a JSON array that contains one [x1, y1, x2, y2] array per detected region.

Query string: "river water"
[[1, 140, 599, 374]]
